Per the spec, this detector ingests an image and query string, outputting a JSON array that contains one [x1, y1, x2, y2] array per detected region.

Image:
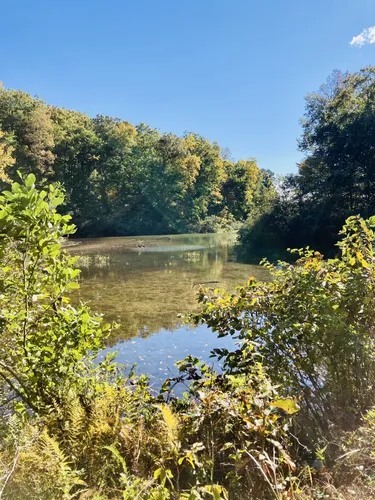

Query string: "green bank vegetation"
[[2, 67, 375, 498], [241, 66, 375, 255], [0, 83, 275, 237], [0, 176, 375, 499]]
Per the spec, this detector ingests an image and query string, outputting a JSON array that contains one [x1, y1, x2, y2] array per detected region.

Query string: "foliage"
[[0, 365, 297, 499], [1, 422, 86, 500], [195, 215, 375, 443], [0, 88, 55, 179], [331, 407, 375, 498], [240, 66, 375, 254], [0, 174, 110, 413], [2, 179, 375, 498], [162, 358, 298, 499], [193, 211, 242, 233], [0, 85, 276, 237], [0, 130, 15, 183]]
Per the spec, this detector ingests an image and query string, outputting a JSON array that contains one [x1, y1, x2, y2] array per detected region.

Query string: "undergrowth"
[[0, 176, 375, 499]]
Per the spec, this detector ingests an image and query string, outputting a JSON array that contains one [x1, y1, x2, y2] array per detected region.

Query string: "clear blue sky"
[[2, 0, 375, 174]]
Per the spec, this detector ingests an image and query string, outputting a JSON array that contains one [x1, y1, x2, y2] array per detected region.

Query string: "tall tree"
[[0, 88, 55, 179]]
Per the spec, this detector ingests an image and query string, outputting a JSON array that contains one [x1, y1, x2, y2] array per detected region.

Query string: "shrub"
[[1, 177, 375, 498], [0, 174, 110, 414], [194, 215, 375, 443]]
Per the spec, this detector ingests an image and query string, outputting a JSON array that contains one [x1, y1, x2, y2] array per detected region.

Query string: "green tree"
[[185, 134, 225, 212], [0, 88, 55, 179], [0, 129, 15, 183], [50, 107, 102, 226], [240, 67, 375, 254], [297, 67, 375, 248], [0, 84, 265, 237]]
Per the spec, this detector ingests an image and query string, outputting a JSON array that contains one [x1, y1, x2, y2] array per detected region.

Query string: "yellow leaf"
[[271, 398, 299, 415]]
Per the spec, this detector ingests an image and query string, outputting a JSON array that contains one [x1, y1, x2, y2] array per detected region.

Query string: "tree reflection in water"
[[68, 233, 269, 382]]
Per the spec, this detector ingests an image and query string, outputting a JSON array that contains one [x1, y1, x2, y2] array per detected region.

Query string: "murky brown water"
[[69, 233, 268, 383]]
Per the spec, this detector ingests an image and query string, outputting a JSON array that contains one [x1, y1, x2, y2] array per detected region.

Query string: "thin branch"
[[0, 448, 20, 498], [0, 363, 38, 412]]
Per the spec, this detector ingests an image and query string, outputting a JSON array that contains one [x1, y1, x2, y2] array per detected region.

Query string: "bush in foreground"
[[0, 176, 375, 498]]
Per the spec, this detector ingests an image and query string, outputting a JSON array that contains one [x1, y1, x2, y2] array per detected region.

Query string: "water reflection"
[[69, 233, 268, 344], [68, 233, 268, 384], [98, 324, 237, 389]]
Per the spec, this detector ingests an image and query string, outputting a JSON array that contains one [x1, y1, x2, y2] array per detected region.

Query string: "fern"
[[65, 394, 87, 445], [38, 431, 86, 497], [102, 445, 128, 475], [160, 404, 179, 450]]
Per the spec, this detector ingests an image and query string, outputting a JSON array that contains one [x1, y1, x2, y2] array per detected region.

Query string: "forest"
[[241, 67, 375, 255], [2, 68, 375, 256], [0, 82, 275, 237], [1, 67, 375, 499]]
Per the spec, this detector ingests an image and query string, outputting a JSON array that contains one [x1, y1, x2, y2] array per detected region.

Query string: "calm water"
[[69, 233, 268, 385]]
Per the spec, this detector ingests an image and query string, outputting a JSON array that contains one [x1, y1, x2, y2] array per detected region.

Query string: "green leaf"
[[271, 398, 300, 415], [25, 173, 36, 187], [153, 468, 162, 480], [67, 282, 80, 290]]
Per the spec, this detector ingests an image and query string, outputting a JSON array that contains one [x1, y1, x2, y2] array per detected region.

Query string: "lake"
[[68, 233, 268, 386]]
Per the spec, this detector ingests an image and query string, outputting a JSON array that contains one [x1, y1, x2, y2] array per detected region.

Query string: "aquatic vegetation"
[[182, 251, 201, 262], [94, 254, 110, 268], [75, 254, 110, 270], [76, 254, 90, 268]]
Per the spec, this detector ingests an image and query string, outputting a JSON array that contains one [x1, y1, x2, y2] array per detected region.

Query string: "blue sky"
[[2, 0, 375, 174]]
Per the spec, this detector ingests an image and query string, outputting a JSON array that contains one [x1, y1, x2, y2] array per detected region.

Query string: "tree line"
[[0, 83, 276, 237], [241, 66, 375, 255], [2, 67, 375, 251]]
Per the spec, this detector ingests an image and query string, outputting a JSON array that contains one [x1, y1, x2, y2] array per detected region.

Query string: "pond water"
[[68, 233, 268, 386]]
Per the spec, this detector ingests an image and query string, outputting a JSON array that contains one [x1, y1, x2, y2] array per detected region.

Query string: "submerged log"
[[192, 280, 221, 287]]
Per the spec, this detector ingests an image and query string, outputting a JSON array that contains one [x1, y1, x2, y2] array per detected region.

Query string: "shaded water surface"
[[69, 233, 268, 383]]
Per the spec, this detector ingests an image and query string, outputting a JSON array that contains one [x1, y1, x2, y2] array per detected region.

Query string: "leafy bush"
[[163, 357, 298, 498], [190, 211, 242, 234], [0, 175, 110, 413], [1, 177, 375, 498], [194, 215, 375, 446]]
